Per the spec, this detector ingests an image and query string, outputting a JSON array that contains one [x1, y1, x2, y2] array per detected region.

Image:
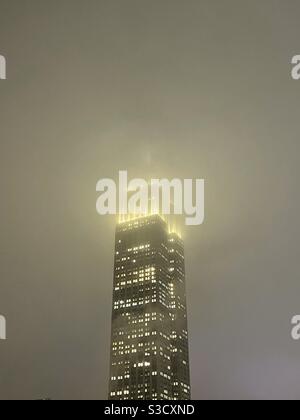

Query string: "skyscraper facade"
[[109, 215, 191, 400]]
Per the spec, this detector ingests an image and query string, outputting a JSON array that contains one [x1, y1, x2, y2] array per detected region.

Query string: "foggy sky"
[[0, 0, 300, 400]]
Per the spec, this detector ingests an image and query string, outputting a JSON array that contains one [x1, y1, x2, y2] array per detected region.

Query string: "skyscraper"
[[109, 215, 191, 400]]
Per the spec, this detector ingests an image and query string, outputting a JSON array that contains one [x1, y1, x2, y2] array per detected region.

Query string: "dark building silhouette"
[[109, 215, 191, 400]]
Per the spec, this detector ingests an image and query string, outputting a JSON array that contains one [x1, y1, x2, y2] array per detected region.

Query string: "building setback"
[[109, 215, 191, 400]]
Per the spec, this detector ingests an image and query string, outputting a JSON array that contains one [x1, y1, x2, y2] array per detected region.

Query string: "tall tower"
[[109, 215, 191, 400]]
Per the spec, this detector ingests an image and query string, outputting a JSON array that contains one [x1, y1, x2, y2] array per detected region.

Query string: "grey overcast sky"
[[0, 0, 300, 400]]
